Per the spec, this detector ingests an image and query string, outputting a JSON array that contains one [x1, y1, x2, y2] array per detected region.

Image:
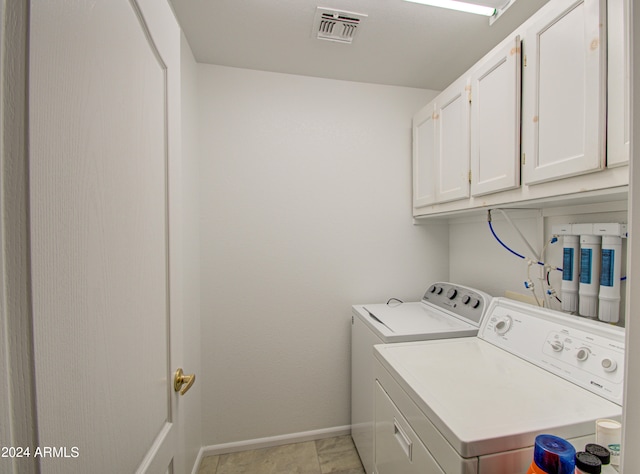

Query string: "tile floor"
[[198, 435, 365, 474]]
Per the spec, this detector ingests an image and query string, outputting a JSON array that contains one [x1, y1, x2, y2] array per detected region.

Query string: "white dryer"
[[373, 298, 624, 473], [351, 282, 492, 474]]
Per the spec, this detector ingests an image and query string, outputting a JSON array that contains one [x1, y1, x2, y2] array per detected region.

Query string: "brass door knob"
[[174, 368, 196, 395]]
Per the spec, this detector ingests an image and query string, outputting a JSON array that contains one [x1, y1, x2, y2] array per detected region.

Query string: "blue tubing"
[[488, 221, 562, 271], [488, 220, 527, 260]]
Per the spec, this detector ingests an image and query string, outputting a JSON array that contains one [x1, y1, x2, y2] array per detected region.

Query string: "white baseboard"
[[191, 449, 205, 474], [191, 425, 352, 474]]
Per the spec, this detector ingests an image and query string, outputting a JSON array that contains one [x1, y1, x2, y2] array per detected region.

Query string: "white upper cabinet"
[[522, 0, 606, 185], [412, 0, 627, 218], [436, 77, 471, 203], [413, 102, 437, 208], [413, 76, 470, 210], [607, 0, 630, 167], [470, 35, 522, 197]]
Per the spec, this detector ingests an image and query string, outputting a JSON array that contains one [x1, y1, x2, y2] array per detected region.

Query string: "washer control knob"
[[494, 316, 512, 335], [576, 347, 590, 361], [462, 295, 471, 304], [470, 298, 480, 309], [428, 285, 437, 293], [447, 288, 457, 300], [550, 340, 564, 352], [601, 358, 618, 373], [436, 286, 443, 295]]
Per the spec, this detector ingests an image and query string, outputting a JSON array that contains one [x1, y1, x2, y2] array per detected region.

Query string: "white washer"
[[373, 297, 625, 474], [351, 282, 492, 474]]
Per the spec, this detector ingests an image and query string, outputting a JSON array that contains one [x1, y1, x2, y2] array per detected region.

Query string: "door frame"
[[0, 1, 39, 472]]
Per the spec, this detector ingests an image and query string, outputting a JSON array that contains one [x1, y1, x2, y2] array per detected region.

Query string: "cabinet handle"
[[393, 418, 413, 461]]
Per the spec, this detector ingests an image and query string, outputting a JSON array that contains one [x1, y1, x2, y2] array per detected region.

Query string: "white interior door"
[[29, 1, 183, 473]]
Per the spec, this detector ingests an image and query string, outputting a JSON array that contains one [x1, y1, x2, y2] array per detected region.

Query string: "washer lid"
[[355, 302, 478, 343]]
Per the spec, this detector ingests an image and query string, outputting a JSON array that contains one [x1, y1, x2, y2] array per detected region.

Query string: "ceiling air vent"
[[312, 7, 367, 44]]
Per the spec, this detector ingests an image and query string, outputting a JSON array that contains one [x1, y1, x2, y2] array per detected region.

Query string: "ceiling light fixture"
[[490, 0, 519, 25], [404, 0, 496, 17]]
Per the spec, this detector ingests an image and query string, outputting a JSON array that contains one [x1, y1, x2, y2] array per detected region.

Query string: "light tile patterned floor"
[[198, 435, 365, 474]]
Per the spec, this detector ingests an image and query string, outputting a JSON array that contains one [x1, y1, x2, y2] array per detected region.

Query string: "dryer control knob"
[[550, 340, 564, 352], [447, 288, 457, 300], [601, 358, 617, 373], [494, 316, 512, 335], [470, 298, 480, 309], [436, 286, 443, 295], [576, 347, 591, 361], [462, 295, 471, 304], [428, 285, 437, 293]]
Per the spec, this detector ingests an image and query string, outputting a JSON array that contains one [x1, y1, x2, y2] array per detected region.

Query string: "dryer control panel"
[[421, 282, 492, 326], [480, 298, 625, 405]]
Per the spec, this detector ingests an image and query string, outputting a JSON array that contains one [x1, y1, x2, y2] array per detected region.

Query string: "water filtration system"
[[552, 223, 627, 323], [487, 210, 627, 324]]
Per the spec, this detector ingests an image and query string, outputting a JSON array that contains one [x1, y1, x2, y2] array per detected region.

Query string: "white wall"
[[449, 211, 544, 299], [179, 32, 202, 473], [197, 65, 447, 446]]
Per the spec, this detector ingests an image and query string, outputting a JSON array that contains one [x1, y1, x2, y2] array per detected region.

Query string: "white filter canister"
[[596, 419, 621, 467], [561, 235, 580, 313], [579, 235, 601, 318], [598, 236, 622, 323]]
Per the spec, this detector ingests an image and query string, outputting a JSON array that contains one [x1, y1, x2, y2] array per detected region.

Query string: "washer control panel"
[[480, 298, 625, 405], [421, 282, 492, 326]]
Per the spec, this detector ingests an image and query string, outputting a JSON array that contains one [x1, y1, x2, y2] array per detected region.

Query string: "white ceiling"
[[169, 0, 549, 90]]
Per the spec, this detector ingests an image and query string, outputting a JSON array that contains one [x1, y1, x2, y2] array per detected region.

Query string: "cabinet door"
[[436, 78, 470, 203], [470, 36, 521, 197], [374, 382, 444, 474], [413, 102, 437, 209], [522, 0, 606, 185], [606, 0, 630, 167]]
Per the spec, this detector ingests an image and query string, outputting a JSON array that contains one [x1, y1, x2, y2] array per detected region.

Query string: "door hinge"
[[468, 91, 472, 103], [523, 55, 527, 67], [468, 170, 472, 183], [522, 153, 526, 165], [351, 315, 354, 325]]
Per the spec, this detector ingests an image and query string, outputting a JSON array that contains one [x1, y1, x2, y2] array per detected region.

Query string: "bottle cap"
[[575, 452, 601, 473], [585, 444, 610, 465], [533, 434, 576, 474]]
